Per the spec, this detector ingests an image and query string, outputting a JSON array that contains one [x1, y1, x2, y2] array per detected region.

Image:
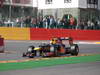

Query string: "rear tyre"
[[53, 45, 60, 56], [70, 44, 79, 56]]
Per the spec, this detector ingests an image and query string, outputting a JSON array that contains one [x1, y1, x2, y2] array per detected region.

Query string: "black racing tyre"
[[28, 53, 35, 58], [70, 44, 79, 56], [22, 53, 26, 57], [53, 45, 60, 56]]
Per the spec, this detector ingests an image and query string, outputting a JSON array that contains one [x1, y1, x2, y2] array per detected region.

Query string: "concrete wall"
[[39, 8, 79, 19], [78, 0, 87, 8], [38, 0, 79, 9], [38, 0, 100, 9], [32, 0, 37, 7], [38, 0, 99, 20], [0, 5, 37, 19], [97, 0, 100, 10]]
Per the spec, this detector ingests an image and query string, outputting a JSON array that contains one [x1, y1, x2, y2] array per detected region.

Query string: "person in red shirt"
[[69, 16, 77, 29]]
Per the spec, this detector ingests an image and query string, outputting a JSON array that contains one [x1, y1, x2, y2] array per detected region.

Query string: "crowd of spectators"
[[0, 15, 100, 30], [78, 19, 100, 30]]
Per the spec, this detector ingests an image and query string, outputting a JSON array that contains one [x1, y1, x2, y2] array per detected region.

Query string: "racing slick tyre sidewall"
[[22, 53, 26, 57], [70, 44, 79, 56], [53, 45, 60, 57], [28, 53, 35, 58]]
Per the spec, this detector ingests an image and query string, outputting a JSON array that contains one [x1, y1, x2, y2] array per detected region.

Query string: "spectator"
[[63, 18, 69, 29], [90, 21, 95, 30], [69, 17, 77, 29], [47, 16, 50, 28], [56, 18, 62, 28], [87, 20, 91, 29], [97, 20, 100, 29], [50, 16, 56, 28], [43, 17, 47, 28], [31, 18, 37, 28], [38, 17, 43, 28], [24, 16, 32, 27]]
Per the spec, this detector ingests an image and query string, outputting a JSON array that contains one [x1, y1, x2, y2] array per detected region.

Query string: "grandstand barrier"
[[0, 27, 30, 40], [0, 27, 100, 40], [30, 28, 100, 40], [0, 36, 4, 53]]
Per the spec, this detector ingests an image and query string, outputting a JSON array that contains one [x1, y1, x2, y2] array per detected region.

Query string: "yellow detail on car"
[[34, 47, 41, 50]]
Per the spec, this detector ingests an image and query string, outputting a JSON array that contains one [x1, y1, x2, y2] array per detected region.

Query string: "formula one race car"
[[22, 37, 79, 58]]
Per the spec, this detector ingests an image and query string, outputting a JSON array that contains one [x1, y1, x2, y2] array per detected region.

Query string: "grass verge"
[[0, 54, 100, 71]]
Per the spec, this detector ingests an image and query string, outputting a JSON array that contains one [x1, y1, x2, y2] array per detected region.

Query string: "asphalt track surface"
[[0, 40, 100, 75], [0, 40, 100, 60]]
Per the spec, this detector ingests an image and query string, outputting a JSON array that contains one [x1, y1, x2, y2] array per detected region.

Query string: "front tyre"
[[28, 53, 35, 58], [22, 52, 26, 57]]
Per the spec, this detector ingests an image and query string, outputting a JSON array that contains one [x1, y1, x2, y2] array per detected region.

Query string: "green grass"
[[0, 54, 100, 71]]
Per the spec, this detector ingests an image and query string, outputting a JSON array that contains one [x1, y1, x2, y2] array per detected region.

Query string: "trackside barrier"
[[30, 28, 100, 40], [0, 36, 4, 53], [0, 27, 30, 40], [0, 27, 100, 40]]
